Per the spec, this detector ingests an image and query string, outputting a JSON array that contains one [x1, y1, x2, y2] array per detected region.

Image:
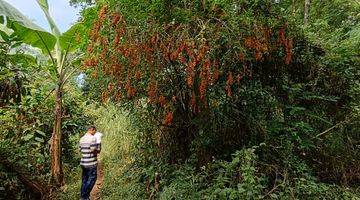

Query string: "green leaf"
[[59, 23, 85, 52], [0, 0, 56, 53], [36, 0, 61, 37], [22, 134, 33, 141], [35, 130, 46, 137], [36, 0, 49, 10], [10, 21, 56, 53], [9, 53, 37, 66], [0, 0, 44, 32], [22, 127, 32, 134], [0, 23, 13, 42], [34, 137, 44, 143]]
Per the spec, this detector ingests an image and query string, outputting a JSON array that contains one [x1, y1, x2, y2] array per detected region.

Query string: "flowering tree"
[[84, 0, 295, 161]]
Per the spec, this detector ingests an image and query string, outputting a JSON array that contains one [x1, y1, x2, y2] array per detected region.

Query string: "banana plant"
[[0, 0, 85, 186]]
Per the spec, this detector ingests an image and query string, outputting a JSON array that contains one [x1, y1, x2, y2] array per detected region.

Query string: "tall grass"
[[60, 104, 139, 199], [90, 104, 139, 199], [59, 131, 82, 199]]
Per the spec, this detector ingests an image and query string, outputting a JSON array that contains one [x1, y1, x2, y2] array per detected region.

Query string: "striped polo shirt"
[[79, 133, 98, 168]]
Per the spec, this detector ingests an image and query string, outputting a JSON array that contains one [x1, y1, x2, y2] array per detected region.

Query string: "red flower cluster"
[[163, 112, 173, 125], [225, 72, 234, 97], [83, 5, 293, 118], [278, 27, 293, 65]]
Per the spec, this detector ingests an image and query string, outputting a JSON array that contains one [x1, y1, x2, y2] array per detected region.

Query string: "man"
[[79, 125, 99, 200]]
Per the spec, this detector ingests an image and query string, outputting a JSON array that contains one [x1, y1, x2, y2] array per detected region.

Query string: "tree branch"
[[316, 119, 350, 138]]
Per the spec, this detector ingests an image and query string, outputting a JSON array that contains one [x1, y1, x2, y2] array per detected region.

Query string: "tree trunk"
[[50, 83, 64, 186], [304, 0, 310, 25]]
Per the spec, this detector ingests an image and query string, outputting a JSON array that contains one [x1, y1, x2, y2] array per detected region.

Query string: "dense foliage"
[[80, 0, 359, 198], [0, 30, 89, 199], [0, 6, 89, 199], [0, 0, 359, 199]]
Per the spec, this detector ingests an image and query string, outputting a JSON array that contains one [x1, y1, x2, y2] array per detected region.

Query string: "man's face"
[[88, 128, 96, 135]]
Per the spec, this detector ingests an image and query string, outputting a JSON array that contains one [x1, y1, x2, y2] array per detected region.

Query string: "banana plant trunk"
[[292, 0, 296, 16], [304, 0, 310, 25], [50, 82, 64, 186]]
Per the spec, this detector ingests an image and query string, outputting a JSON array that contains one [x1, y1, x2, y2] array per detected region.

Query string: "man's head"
[[87, 125, 97, 135]]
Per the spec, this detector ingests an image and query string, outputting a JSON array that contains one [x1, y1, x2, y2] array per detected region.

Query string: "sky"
[[4, 0, 81, 33]]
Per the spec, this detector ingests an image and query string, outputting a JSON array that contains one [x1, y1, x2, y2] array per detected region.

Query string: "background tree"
[[69, 0, 94, 8]]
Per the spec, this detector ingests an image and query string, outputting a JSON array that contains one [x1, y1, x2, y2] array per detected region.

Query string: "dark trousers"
[[81, 165, 97, 199]]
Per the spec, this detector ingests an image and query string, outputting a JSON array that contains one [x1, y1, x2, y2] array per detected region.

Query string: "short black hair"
[[87, 125, 97, 131]]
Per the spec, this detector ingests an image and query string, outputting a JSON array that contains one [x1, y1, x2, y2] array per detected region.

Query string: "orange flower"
[[101, 90, 109, 102], [99, 6, 107, 22], [148, 82, 157, 103], [112, 13, 121, 26], [278, 27, 286, 45], [91, 70, 98, 78], [83, 59, 90, 67], [114, 32, 121, 47], [255, 51, 262, 61], [213, 69, 219, 84], [150, 34, 158, 45], [107, 82, 114, 91], [179, 54, 187, 65], [236, 73, 243, 83], [187, 76, 194, 87], [184, 44, 193, 57], [124, 49, 130, 58], [245, 37, 254, 48], [115, 91, 122, 101], [226, 72, 234, 97], [199, 80, 207, 101], [239, 52, 245, 62], [87, 45, 94, 54], [101, 37, 109, 46], [135, 71, 142, 80], [125, 77, 131, 92], [100, 49, 107, 60], [158, 95, 166, 107], [285, 38, 293, 65], [226, 72, 234, 86], [76, 33, 81, 43], [170, 45, 181, 61], [163, 112, 173, 125], [225, 85, 232, 97], [90, 21, 101, 40], [127, 87, 136, 99], [186, 60, 196, 87]]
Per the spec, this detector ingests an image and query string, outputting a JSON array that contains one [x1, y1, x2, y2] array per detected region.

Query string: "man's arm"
[[96, 143, 101, 153], [95, 132, 102, 153], [90, 137, 98, 153]]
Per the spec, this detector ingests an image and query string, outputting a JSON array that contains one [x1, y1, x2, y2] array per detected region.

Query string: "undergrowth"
[[60, 104, 360, 199]]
